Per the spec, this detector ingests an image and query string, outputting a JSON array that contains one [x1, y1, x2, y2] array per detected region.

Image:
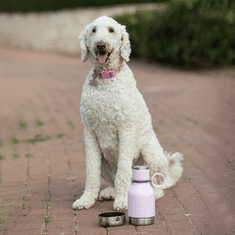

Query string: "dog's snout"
[[96, 42, 106, 51]]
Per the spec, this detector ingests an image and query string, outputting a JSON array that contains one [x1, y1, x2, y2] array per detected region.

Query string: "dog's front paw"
[[99, 186, 116, 201], [113, 196, 128, 211], [72, 196, 96, 210]]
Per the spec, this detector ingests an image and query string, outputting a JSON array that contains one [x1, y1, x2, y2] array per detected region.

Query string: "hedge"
[[114, 0, 235, 68]]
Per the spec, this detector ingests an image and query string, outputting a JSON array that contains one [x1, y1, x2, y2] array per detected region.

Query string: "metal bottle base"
[[129, 217, 154, 226]]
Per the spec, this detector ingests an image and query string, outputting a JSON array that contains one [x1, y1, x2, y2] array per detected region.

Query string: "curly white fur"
[[72, 16, 183, 211]]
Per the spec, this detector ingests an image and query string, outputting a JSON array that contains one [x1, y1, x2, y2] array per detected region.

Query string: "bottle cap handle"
[[151, 173, 166, 188]]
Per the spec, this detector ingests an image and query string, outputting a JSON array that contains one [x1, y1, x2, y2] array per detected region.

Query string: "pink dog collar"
[[99, 66, 122, 79]]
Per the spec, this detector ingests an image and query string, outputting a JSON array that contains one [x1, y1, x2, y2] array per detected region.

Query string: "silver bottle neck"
[[133, 165, 149, 170], [132, 180, 150, 183]]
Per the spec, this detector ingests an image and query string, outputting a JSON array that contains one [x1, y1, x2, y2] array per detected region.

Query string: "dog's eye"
[[109, 28, 114, 33], [92, 28, 96, 33]]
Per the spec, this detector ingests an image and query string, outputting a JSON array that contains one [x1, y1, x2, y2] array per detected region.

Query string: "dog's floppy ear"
[[120, 25, 131, 62], [79, 24, 90, 62]]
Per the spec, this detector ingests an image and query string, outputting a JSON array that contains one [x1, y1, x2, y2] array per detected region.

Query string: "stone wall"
[[0, 3, 166, 55]]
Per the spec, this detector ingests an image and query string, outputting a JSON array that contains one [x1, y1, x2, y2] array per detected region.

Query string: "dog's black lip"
[[106, 52, 112, 62], [96, 51, 111, 56]]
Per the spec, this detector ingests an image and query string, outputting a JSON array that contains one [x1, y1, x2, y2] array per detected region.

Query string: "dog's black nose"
[[96, 42, 106, 51]]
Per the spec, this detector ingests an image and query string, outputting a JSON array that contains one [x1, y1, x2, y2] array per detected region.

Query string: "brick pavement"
[[0, 47, 235, 235]]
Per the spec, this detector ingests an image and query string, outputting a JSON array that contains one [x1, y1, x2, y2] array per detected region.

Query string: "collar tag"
[[89, 80, 98, 87]]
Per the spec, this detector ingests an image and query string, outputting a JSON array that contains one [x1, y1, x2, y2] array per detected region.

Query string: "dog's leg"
[[99, 186, 116, 201], [113, 128, 136, 211], [72, 128, 102, 209], [99, 157, 116, 200], [141, 134, 168, 200]]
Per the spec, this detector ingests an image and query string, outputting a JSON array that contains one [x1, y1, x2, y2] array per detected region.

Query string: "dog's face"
[[79, 16, 131, 66], [88, 17, 121, 64]]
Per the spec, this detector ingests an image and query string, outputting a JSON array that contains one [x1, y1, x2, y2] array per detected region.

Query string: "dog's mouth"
[[97, 51, 112, 64]]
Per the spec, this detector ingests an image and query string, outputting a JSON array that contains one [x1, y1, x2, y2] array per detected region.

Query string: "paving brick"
[[0, 47, 235, 235], [7, 228, 41, 235]]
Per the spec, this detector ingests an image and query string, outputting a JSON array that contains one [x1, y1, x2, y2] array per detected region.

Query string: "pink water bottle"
[[128, 165, 165, 226]]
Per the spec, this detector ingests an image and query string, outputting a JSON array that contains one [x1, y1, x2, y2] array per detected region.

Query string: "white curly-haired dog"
[[72, 16, 183, 211]]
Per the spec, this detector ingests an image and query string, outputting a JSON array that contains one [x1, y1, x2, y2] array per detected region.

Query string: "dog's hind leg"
[[141, 137, 168, 200], [141, 133, 183, 199]]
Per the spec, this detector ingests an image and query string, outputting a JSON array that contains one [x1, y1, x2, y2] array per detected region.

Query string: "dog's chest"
[[80, 86, 124, 161], [80, 83, 133, 130], [82, 91, 115, 125]]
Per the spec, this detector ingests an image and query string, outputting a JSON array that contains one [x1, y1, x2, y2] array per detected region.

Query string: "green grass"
[[18, 120, 27, 129], [182, 175, 189, 183], [13, 152, 21, 159], [22, 202, 27, 209], [0, 218, 6, 230], [73, 193, 78, 200], [72, 211, 78, 216], [48, 191, 53, 197], [22, 134, 50, 144], [9, 132, 66, 147], [0, 199, 13, 230], [25, 152, 33, 158], [43, 215, 51, 224], [57, 133, 66, 138], [0, 154, 5, 161], [21, 196, 30, 209], [35, 119, 44, 127], [0, 0, 169, 13], [67, 120, 75, 130], [44, 202, 53, 208], [11, 136, 20, 145], [10, 132, 66, 147]]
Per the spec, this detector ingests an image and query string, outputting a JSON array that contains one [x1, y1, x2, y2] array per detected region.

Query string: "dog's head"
[[79, 16, 131, 66]]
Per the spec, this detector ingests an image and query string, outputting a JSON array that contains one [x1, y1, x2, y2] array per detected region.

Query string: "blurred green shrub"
[[0, 0, 169, 13], [114, 0, 235, 67]]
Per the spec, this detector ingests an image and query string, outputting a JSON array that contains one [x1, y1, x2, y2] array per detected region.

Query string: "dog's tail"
[[162, 151, 183, 189]]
